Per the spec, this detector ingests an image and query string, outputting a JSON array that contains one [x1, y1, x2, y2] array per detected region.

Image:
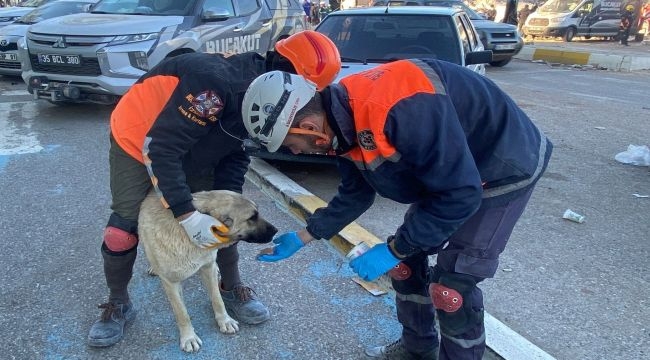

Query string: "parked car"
[[371, 0, 523, 67], [0, 0, 98, 76], [20, 0, 306, 105], [250, 5, 493, 162], [0, 0, 56, 28], [523, 0, 646, 42]]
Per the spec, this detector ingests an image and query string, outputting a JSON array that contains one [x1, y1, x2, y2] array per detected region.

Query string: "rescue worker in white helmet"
[[242, 60, 553, 360], [87, 31, 341, 348]]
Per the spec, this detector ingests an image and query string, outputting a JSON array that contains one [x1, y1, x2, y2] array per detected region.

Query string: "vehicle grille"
[[0, 60, 20, 69], [528, 18, 549, 26], [0, 43, 17, 52], [29, 54, 101, 76]]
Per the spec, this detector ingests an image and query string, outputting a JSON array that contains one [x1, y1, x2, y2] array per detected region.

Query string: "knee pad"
[[429, 272, 484, 337], [104, 226, 138, 252]]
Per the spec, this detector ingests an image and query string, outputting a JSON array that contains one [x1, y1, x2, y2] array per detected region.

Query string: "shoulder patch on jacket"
[[185, 90, 223, 121]]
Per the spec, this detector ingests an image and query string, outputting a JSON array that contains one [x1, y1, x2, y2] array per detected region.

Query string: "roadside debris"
[[563, 209, 585, 223], [351, 276, 387, 296], [614, 145, 650, 166], [594, 126, 606, 130], [632, 194, 649, 198]]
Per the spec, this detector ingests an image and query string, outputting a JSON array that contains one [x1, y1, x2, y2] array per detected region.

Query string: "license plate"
[[495, 44, 517, 50], [1, 53, 17, 61], [38, 53, 81, 66]]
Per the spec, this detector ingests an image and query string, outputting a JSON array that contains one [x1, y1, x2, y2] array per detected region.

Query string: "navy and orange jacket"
[[111, 52, 267, 217], [306, 59, 553, 257]]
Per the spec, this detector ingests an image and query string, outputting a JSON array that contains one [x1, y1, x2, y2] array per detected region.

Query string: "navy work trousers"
[[393, 186, 535, 359]]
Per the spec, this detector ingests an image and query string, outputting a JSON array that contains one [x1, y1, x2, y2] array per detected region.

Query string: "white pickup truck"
[[19, 0, 306, 105]]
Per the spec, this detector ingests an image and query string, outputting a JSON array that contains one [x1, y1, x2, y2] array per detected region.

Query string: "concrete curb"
[[246, 157, 557, 360], [514, 45, 650, 71]]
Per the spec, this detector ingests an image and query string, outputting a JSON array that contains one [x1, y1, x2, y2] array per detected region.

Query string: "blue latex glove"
[[257, 232, 305, 262], [349, 243, 400, 281]]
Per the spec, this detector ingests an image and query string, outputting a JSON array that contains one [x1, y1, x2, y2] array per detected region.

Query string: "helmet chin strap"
[[287, 128, 331, 144]]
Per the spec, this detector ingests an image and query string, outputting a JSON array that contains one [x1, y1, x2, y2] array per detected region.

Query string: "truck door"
[[200, 0, 267, 55], [582, 0, 623, 36], [576, 0, 595, 35]]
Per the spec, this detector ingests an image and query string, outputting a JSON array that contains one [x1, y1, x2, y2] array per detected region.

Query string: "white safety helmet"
[[242, 71, 317, 152]]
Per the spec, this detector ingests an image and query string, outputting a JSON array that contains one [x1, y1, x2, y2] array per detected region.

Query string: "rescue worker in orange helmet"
[[87, 30, 341, 348], [242, 59, 552, 360]]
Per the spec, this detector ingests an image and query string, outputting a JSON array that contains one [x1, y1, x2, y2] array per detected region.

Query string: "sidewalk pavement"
[[514, 39, 650, 71], [246, 158, 558, 360]]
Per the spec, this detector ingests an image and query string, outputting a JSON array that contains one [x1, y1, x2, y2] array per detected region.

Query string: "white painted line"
[[246, 158, 557, 360], [0, 90, 31, 96], [485, 313, 556, 360], [0, 102, 43, 156]]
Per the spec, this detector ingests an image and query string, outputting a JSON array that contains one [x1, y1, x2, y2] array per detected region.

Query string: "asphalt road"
[[272, 60, 650, 360], [0, 56, 648, 360]]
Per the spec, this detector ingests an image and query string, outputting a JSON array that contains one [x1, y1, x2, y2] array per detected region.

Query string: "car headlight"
[[109, 32, 159, 45], [549, 16, 567, 25], [0, 16, 20, 22]]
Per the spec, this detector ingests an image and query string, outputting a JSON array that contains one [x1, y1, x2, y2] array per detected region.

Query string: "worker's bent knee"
[[429, 272, 484, 337], [103, 226, 139, 252]]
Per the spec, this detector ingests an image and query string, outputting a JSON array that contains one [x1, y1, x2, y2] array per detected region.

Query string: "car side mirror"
[[202, 8, 232, 21], [466, 50, 493, 65]]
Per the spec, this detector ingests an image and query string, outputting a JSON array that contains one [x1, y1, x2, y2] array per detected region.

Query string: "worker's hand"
[[350, 243, 400, 281], [257, 232, 304, 262], [179, 211, 228, 249]]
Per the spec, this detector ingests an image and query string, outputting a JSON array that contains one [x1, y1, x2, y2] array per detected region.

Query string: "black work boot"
[[220, 283, 270, 325], [88, 301, 136, 347], [366, 338, 439, 360], [88, 247, 137, 347]]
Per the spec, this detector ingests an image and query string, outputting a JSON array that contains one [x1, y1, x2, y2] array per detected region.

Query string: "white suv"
[[20, 0, 306, 104]]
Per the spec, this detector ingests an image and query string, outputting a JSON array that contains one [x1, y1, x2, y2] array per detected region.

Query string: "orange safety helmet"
[[275, 30, 341, 90]]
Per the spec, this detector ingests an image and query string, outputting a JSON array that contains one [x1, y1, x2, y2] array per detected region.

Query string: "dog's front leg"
[[199, 263, 239, 334], [159, 278, 203, 352]]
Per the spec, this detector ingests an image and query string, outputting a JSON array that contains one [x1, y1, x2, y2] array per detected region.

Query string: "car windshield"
[[91, 0, 196, 15], [316, 14, 461, 64], [536, 0, 581, 13], [16, 1, 95, 24]]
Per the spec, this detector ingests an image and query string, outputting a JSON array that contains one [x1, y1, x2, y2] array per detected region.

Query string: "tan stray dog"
[[138, 190, 277, 352]]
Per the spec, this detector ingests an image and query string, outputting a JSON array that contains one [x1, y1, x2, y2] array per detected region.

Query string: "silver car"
[[0, 0, 98, 76], [20, 0, 306, 105], [0, 0, 56, 28]]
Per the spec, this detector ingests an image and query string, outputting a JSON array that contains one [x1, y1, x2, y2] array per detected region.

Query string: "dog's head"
[[191, 190, 277, 245]]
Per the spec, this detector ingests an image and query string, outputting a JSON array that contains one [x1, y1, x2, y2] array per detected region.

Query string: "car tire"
[[563, 27, 576, 42], [489, 58, 511, 67]]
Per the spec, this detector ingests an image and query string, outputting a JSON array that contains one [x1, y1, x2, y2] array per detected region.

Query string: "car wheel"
[[563, 27, 576, 42], [489, 58, 511, 67]]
